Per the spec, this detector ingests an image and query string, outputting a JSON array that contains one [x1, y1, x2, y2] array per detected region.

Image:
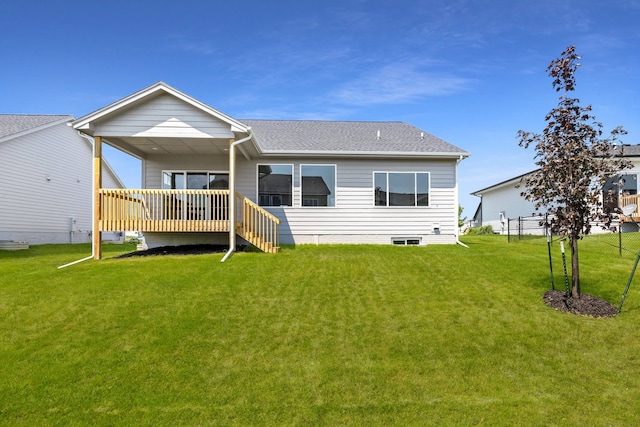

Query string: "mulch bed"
[[543, 289, 618, 318], [115, 244, 247, 258]]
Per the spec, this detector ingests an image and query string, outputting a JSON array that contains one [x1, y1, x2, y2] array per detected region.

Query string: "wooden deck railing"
[[99, 189, 280, 252], [100, 189, 230, 233], [235, 192, 281, 253]]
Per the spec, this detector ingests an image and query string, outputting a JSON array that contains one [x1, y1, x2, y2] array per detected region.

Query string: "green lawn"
[[1, 236, 640, 425]]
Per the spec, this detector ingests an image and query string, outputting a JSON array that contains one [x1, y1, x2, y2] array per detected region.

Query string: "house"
[[0, 115, 124, 245], [472, 144, 640, 234], [71, 82, 469, 259]]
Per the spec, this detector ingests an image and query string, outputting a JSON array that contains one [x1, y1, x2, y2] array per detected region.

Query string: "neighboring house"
[[472, 144, 640, 234], [0, 115, 125, 244], [71, 82, 469, 258]]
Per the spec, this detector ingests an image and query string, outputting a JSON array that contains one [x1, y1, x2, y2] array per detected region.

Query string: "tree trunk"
[[570, 235, 581, 298]]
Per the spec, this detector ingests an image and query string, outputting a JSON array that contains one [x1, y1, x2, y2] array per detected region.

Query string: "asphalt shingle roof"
[[0, 115, 71, 140], [241, 119, 468, 156]]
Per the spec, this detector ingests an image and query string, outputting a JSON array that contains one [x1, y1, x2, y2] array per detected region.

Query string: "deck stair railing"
[[235, 192, 281, 253], [99, 189, 279, 253]]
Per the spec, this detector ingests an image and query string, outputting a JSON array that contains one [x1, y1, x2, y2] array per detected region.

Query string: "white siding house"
[[72, 82, 469, 257], [471, 172, 535, 234], [472, 146, 640, 234], [0, 115, 124, 244]]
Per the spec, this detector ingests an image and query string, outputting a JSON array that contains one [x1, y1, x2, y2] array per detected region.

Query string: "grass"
[[1, 236, 640, 425]]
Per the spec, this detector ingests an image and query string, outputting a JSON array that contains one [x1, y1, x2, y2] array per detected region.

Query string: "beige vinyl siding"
[[0, 122, 121, 244], [94, 94, 234, 139]]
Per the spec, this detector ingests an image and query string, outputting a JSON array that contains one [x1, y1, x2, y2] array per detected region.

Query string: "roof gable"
[[73, 82, 248, 134]]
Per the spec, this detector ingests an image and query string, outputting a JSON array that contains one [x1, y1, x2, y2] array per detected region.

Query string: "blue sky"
[[2, 0, 639, 215]]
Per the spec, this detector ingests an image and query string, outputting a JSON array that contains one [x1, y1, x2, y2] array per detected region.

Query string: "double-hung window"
[[374, 172, 429, 207]]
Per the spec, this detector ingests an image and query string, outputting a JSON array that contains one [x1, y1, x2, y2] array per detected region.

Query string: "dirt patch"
[[115, 244, 247, 258], [543, 290, 618, 318]]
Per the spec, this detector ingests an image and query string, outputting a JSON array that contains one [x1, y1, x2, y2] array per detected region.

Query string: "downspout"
[[221, 128, 254, 263], [77, 131, 99, 259], [58, 131, 100, 268], [454, 154, 469, 248]]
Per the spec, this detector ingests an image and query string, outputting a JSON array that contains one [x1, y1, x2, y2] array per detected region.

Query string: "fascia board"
[[471, 172, 533, 196], [255, 149, 470, 159]]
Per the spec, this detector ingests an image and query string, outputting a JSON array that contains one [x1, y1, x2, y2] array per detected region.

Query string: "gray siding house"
[[0, 115, 124, 245], [72, 82, 469, 258]]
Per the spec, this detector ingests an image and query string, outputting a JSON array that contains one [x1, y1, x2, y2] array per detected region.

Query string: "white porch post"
[[93, 136, 103, 259]]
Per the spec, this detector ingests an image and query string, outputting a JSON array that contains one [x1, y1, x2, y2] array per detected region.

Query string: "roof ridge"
[[241, 118, 406, 124]]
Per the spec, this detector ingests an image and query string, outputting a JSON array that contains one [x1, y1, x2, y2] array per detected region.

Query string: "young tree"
[[518, 45, 631, 299], [458, 205, 467, 228]]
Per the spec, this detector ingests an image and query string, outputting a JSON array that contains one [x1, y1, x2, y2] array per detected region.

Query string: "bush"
[[466, 225, 494, 235]]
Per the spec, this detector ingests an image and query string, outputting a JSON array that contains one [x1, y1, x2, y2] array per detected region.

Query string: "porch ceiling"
[[105, 135, 234, 157]]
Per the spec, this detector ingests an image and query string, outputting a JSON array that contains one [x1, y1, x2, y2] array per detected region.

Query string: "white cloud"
[[166, 35, 215, 56], [330, 62, 471, 106]]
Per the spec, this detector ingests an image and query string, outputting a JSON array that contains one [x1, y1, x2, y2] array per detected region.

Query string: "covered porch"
[[72, 82, 280, 259]]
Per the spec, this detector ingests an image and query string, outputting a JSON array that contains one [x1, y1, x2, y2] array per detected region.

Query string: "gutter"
[[254, 149, 470, 159], [221, 128, 254, 263]]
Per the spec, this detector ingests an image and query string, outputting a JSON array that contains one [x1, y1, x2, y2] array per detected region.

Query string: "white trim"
[[257, 149, 469, 159]]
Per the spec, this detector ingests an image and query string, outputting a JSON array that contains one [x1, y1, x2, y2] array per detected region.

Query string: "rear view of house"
[[72, 82, 469, 258], [0, 115, 124, 245]]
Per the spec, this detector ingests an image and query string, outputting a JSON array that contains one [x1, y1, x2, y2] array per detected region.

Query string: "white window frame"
[[373, 171, 430, 207], [300, 164, 337, 208], [257, 163, 294, 207]]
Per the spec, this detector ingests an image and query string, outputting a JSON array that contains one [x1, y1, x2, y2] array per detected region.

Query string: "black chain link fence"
[[507, 214, 640, 256]]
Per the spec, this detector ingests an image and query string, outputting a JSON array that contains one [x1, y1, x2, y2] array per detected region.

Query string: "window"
[[161, 171, 229, 220], [392, 238, 421, 245], [258, 164, 293, 206], [374, 172, 429, 207], [162, 171, 229, 189], [301, 165, 336, 207]]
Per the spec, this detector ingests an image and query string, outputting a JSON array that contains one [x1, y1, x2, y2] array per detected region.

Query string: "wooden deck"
[[99, 189, 280, 253]]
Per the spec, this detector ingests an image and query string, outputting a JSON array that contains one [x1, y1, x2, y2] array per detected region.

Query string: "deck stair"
[[98, 189, 280, 253]]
